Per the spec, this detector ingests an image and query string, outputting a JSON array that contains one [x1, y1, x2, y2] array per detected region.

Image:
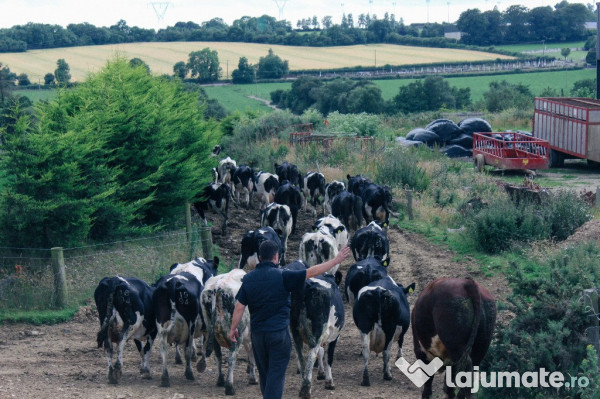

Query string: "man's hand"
[[229, 327, 239, 345], [335, 246, 351, 264]]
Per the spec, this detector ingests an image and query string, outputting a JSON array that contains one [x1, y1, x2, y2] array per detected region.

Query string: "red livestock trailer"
[[472, 132, 550, 172]]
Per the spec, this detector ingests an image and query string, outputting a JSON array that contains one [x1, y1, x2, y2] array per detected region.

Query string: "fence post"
[[185, 202, 192, 243], [596, 187, 600, 209], [51, 247, 67, 308], [405, 185, 414, 221], [200, 226, 213, 261]]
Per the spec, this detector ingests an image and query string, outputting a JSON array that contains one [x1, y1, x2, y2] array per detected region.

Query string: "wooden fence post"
[[185, 202, 192, 243], [51, 247, 67, 308], [405, 185, 414, 220], [200, 226, 213, 261]]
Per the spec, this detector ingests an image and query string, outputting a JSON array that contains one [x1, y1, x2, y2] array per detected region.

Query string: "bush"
[[325, 111, 381, 137], [464, 196, 549, 254], [374, 146, 430, 191], [464, 189, 590, 254], [543, 190, 592, 241], [485, 243, 600, 398]]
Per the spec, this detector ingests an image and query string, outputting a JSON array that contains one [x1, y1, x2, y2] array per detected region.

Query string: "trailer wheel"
[[549, 149, 564, 168], [474, 154, 485, 173]]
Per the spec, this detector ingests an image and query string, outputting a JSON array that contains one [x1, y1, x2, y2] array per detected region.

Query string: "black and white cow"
[[95, 276, 157, 384], [351, 221, 390, 266], [260, 202, 293, 265], [153, 257, 219, 387], [232, 165, 255, 208], [201, 269, 257, 395], [275, 161, 301, 187], [312, 214, 349, 252], [286, 260, 345, 399], [274, 180, 303, 234], [301, 172, 326, 216], [347, 174, 372, 196], [238, 226, 283, 269], [344, 257, 388, 305], [359, 183, 393, 227], [254, 171, 279, 211], [218, 157, 237, 187], [299, 227, 340, 275], [193, 168, 231, 234], [323, 181, 345, 216], [353, 276, 415, 386], [331, 191, 363, 233]]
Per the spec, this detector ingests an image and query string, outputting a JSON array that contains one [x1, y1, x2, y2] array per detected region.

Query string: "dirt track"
[[0, 200, 510, 399]]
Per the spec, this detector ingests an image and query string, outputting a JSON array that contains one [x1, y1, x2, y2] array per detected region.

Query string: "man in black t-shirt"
[[229, 240, 350, 399]]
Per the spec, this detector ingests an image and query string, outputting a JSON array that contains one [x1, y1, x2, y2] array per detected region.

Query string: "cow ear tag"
[[384, 222, 388, 227], [384, 260, 388, 266], [409, 287, 414, 293]]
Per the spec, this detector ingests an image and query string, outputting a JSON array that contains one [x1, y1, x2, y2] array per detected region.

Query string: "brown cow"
[[411, 277, 496, 399]]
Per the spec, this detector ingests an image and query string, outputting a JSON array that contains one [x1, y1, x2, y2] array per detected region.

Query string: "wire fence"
[[0, 227, 209, 312]]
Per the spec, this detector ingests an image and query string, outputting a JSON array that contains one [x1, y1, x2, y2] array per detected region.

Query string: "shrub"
[[542, 190, 592, 241], [374, 146, 430, 191], [325, 111, 381, 137], [464, 196, 549, 254], [485, 243, 600, 398]]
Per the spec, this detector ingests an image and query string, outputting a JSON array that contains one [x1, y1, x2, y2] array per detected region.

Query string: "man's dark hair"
[[258, 240, 279, 262]]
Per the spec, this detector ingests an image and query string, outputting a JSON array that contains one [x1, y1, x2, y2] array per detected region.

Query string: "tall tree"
[[257, 48, 289, 79], [0, 63, 17, 104], [231, 56, 256, 84], [54, 58, 71, 85], [187, 48, 221, 83], [503, 5, 530, 43], [0, 58, 219, 247]]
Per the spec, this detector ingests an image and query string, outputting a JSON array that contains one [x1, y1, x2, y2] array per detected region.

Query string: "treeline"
[[0, 15, 458, 53], [270, 74, 597, 116], [458, 1, 593, 45]]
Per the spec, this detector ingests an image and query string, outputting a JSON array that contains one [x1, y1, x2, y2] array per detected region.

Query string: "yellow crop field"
[[0, 41, 514, 83]]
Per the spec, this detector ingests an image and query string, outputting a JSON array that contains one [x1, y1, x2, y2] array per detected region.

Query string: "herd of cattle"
[[94, 153, 497, 399]]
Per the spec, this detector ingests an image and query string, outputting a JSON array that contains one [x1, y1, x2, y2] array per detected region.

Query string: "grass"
[[0, 41, 514, 83], [13, 88, 57, 102], [201, 68, 595, 113]]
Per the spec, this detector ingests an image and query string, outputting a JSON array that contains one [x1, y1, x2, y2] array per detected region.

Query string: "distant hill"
[[0, 41, 513, 83]]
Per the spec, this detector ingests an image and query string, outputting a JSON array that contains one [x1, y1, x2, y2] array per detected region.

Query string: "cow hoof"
[[225, 383, 235, 396], [191, 353, 198, 363], [185, 369, 195, 381], [249, 377, 258, 385], [197, 358, 206, 373], [384, 373, 393, 381], [299, 383, 311, 399], [317, 372, 325, 380], [217, 375, 225, 387], [175, 354, 183, 365], [108, 367, 119, 385], [160, 374, 170, 388], [361, 378, 371, 387], [325, 380, 335, 390]]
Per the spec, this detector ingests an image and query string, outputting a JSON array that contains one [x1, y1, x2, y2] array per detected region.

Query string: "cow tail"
[[460, 278, 482, 369], [97, 292, 114, 348]]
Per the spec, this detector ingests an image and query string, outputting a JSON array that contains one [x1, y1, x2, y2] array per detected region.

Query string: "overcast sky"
[[0, 0, 591, 30]]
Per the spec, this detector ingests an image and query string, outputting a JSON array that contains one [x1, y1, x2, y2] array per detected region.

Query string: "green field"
[[203, 68, 596, 113], [495, 41, 587, 62], [13, 89, 57, 102]]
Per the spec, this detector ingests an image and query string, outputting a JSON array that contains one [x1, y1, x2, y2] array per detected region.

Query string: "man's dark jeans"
[[251, 328, 292, 399]]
